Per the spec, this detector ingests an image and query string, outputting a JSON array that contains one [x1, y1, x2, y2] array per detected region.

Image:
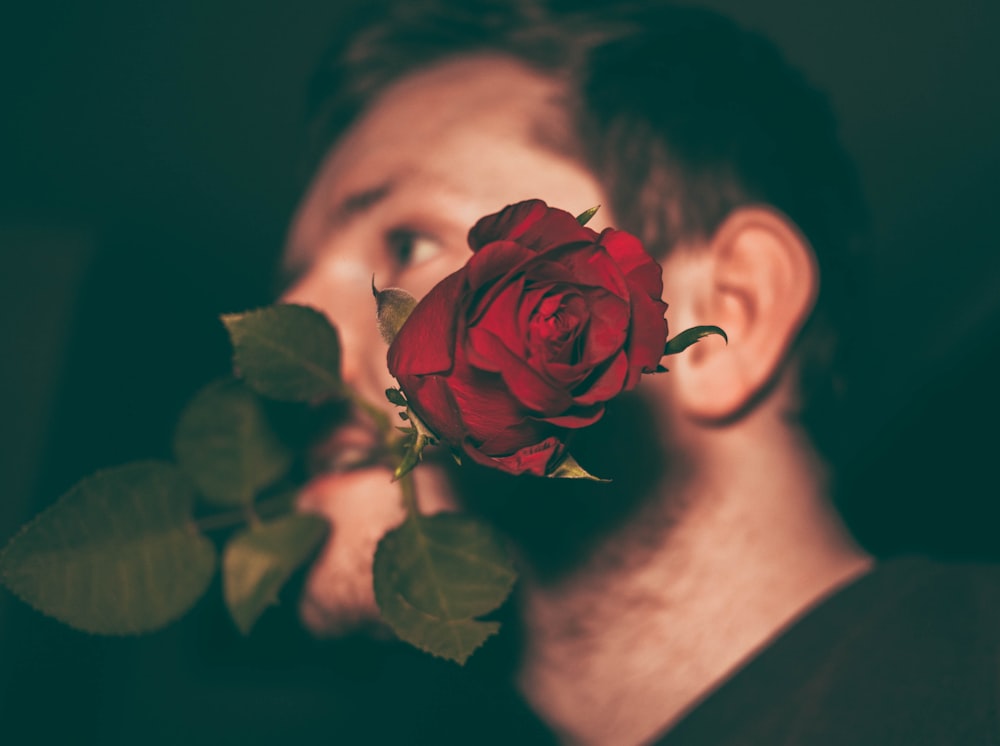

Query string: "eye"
[[386, 228, 442, 269]]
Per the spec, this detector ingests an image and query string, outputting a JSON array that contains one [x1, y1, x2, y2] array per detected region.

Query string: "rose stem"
[[345, 388, 393, 445], [194, 491, 295, 533], [399, 471, 419, 518]]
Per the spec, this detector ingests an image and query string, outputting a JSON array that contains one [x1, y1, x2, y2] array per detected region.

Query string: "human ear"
[[668, 207, 818, 421]]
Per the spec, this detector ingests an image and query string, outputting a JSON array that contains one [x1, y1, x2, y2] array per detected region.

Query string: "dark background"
[[1, 0, 999, 743]]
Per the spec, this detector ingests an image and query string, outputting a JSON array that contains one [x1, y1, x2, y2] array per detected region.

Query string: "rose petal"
[[468, 200, 601, 256], [518, 256, 577, 287], [465, 328, 571, 415], [466, 241, 538, 290], [599, 229, 664, 299], [526, 290, 588, 365], [517, 284, 558, 351], [462, 435, 565, 477], [465, 241, 543, 325], [444, 358, 544, 446], [467, 200, 550, 251], [541, 360, 591, 388], [539, 403, 606, 429], [468, 279, 529, 363], [540, 244, 630, 299], [572, 350, 628, 406], [520, 211, 598, 254], [402, 374, 468, 446], [387, 269, 466, 377], [477, 417, 552, 456], [623, 291, 669, 389], [578, 290, 629, 365]]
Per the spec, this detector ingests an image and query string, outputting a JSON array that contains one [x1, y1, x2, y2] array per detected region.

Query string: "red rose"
[[387, 200, 668, 476]]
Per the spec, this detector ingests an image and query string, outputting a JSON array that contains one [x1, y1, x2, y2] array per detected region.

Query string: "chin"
[[448, 391, 673, 582], [295, 468, 403, 636], [294, 462, 459, 638]]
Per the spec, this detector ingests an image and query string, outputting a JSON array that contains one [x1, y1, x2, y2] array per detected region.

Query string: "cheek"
[[398, 249, 472, 302], [281, 239, 407, 409]]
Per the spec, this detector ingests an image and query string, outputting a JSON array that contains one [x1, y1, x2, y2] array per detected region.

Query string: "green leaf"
[[575, 205, 601, 226], [547, 452, 608, 481], [223, 513, 328, 635], [373, 513, 517, 664], [663, 325, 728, 356], [222, 304, 343, 402], [0, 462, 216, 634], [373, 281, 418, 345], [174, 379, 293, 507]]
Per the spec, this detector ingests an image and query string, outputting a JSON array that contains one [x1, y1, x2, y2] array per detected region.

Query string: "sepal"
[[373, 279, 417, 345], [392, 406, 440, 481], [385, 387, 408, 407], [547, 452, 608, 481], [663, 325, 728, 356], [575, 205, 601, 226]]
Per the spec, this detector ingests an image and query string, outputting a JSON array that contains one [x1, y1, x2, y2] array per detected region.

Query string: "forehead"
[[333, 55, 568, 177], [287, 55, 610, 256]]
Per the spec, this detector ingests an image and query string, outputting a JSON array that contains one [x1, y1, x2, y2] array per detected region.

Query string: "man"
[[281, 2, 1000, 743]]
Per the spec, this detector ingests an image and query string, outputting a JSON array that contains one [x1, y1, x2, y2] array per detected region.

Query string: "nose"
[[281, 253, 394, 412]]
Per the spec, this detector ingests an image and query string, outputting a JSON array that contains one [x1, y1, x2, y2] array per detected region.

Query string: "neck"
[[515, 413, 871, 746]]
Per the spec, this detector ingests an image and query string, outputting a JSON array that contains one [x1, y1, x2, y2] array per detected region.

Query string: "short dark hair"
[[305, 0, 869, 470]]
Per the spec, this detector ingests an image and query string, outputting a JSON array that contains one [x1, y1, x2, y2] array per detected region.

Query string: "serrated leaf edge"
[[221, 304, 343, 401], [0, 461, 217, 636]]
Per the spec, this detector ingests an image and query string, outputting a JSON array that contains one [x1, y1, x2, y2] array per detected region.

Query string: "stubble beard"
[[295, 389, 687, 650], [448, 390, 686, 584]]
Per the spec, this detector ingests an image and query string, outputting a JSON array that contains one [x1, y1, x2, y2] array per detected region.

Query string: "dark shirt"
[[5, 557, 995, 745], [653, 557, 1000, 745]]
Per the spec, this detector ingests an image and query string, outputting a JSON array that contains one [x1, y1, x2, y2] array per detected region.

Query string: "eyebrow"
[[327, 180, 396, 229], [276, 179, 398, 296]]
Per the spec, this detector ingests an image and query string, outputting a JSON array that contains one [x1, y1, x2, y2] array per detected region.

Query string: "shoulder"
[[803, 557, 1000, 744], [660, 557, 1000, 746], [830, 556, 1000, 647]]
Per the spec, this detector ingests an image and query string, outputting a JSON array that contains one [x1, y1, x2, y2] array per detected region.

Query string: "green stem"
[[195, 491, 295, 533], [347, 387, 392, 441], [245, 503, 262, 529], [400, 470, 419, 517]]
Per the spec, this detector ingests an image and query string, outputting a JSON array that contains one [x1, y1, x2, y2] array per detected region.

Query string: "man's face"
[[281, 55, 612, 635]]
